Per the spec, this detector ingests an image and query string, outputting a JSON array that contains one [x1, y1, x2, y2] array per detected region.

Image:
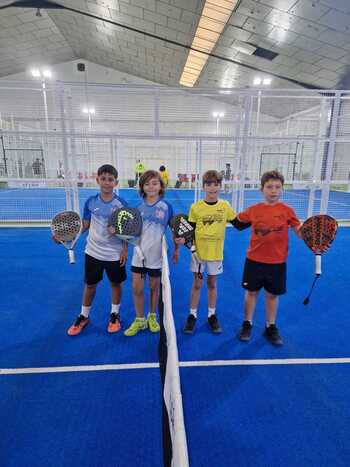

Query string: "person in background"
[[135, 159, 145, 185], [159, 165, 169, 187]]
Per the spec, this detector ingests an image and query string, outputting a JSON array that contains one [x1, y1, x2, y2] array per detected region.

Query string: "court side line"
[[180, 357, 350, 367], [0, 362, 159, 375], [1, 357, 350, 376]]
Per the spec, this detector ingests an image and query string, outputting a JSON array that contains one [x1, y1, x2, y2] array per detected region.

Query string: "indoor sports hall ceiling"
[[0, 0, 350, 90]]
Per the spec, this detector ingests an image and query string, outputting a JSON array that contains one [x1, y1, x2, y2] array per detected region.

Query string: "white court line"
[[0, 362, 159, 375], [180, 357, 350, 367], [1, 357, 350, 376]]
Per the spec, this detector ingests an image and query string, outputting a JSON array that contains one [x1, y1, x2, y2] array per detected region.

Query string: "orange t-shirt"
[[239, 202, 300, 264]]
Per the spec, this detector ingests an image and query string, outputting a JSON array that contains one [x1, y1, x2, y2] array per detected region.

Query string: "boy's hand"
[[172, 249, 180, 264], [119, 245, 128, 266], [174, 237, 185, 245], [119, 243, 128, 266], [52, 235, 60, 244]]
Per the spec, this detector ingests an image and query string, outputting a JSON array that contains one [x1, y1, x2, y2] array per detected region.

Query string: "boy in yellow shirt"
[[180, 170, 237, 334]]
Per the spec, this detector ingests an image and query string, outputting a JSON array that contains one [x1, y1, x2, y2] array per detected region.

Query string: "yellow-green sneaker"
[[147, 313, 160, 333], [124, 318, 148, 337]]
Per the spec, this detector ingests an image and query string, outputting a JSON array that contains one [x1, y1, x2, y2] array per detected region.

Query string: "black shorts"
[[131, 266, 161, 277], [85, 254, 127, 285], [242, 258, 286, 295]]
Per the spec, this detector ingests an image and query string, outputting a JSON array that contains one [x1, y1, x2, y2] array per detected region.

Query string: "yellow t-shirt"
[[159, 170, 169, 186], [188, 199, 236, 261]]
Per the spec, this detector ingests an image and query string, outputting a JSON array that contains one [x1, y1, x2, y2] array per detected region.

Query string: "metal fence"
[[0, 81, 349, 223]]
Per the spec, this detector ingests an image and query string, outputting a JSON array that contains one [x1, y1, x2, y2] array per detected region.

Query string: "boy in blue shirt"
[[124, 170, 175, 336], [57, 164, 128, 336]]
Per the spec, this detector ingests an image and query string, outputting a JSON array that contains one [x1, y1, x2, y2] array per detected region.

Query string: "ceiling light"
[[213, 111, 224, 118], [180, 0, 240, 87], [263, 78, 272, 85], [253, 77, 262, 85], [82, 107, 95, 114], [31, 68, 41, 78], [42, 69, 52, 78]]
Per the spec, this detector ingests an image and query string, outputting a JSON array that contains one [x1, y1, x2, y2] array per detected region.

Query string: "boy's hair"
[[202, 170, 223, 186], [97, 164, 118, 179], [260, 170, 284, 188], [159, 165, 166, 171], [139, 169, 165, 198]]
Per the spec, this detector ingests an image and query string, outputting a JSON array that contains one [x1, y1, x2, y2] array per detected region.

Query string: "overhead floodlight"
[[213, 111, 224, 118], [263, 77, 272, 85], [82, 106, 95, 114], [42, 69, 52, 78], [180, 0, 240, 87], [31, 68, 41, 78]]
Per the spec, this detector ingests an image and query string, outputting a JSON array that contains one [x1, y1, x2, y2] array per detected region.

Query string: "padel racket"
[[109, 207, 144, 265], [170, 213, 197, 256], [51, 210, 82, 264], [170, 213, 203, 278], [300, 214, 338, 304]]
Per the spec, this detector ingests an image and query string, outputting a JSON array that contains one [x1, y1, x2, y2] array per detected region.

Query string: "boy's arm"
[[119, 241, 128, 266], [292, 223, 303, 238], [82, 219, 90, 233], [230, 216, 251, 231]]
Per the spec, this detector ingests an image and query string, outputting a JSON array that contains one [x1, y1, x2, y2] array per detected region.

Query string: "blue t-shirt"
[[132, 198, 173, 269], [83, 193, 127, 261]]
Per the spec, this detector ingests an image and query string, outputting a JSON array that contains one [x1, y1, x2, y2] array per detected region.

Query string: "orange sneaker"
[[67, 315, 89, 336], [107, 313, 121, 333]]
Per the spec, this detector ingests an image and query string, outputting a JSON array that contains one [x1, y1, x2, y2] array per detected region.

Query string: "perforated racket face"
[[301, 214, 338, 254], [51, 211, 81, 242], [170, 214, 194, 244], [109, 208, 142, 238]]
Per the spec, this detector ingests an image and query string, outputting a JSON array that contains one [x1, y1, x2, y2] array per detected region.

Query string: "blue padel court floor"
[[1, 224, 350, 467], [1, 187, 350, 222]]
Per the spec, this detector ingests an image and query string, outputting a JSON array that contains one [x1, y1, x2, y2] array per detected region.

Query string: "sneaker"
[[124, 318, 148, 337], [263, 324, 283, 346], [147, 313, 160, 333], [67, 315, 89, 336], [238, 320, 252, 341], [183, 314, 197, 334], [107, 313, 121, 333], [208, 314, 222, 333]]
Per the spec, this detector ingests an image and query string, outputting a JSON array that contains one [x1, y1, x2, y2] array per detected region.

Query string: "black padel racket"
[[51, 211, 82, 264], [109, 207, 144, 264], [170, 213, 197, 257], [301, 214, 338, 304]]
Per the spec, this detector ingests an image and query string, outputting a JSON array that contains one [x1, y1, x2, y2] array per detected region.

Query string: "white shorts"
[[190, 256, 223, 276]]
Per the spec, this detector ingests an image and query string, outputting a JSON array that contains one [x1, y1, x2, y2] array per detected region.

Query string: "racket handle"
[[315, 254, 321, 275], [68, 249, 75, 264]]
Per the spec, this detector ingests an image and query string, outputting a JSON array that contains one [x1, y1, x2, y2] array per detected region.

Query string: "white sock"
[[81, 306, 91, 318], [266, 321, 275, 327], [208, 308, 216, 317], [190, 309, 197, 318], [111, 304, 120, 315]]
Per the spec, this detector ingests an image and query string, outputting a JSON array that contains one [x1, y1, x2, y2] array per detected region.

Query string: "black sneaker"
[[183, 314, 197, 334], [238, 320, 252, 341], [263, 324, 283, 346], [208, 314, 222, 333]]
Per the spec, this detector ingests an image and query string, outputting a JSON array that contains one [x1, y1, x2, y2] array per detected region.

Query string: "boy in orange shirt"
[[233, 170, 302, 345]]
